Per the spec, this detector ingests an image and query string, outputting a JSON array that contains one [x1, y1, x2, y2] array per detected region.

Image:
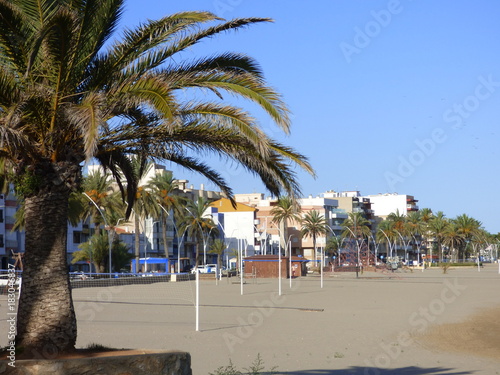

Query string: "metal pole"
[[83, 192, 112, 278], [240, 238, 243, 295], [320, 246, 324, 289], [345, 226, 360, 279], [289, 238, 292, 289], [278, 242, 282, 296], [195, 270, 199, 331]]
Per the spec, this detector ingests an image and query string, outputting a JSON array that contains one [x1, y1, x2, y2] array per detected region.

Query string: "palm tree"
[[209, 239, 227, 277], [72, 232, 132, 272], [427, 211, 448, 262], [82, 170, 124, 234], [405, 211, 425, 261], [300, 210, 327, 263], [72, 233, 109, 273], [387, 210, 406, 233], [1, 1, 313, 353], [325, 235, 344, 265], [342, 212, 371, 239], [386, 210, 409, 259], [442, 222, 464, 263], [147, 171, 186, 258], [128, 157, 157, 272], [453, 214, 482, 260], [377, 220, 397, 259], [271, 196, 301, 256], [342, 212, 371, 266], [183, 197, 218, 266]]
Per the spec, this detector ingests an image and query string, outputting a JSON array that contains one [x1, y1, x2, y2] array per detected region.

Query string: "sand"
[[1, 264, 499, 374]]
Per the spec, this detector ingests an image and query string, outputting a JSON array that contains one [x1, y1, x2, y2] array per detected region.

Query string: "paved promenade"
[[2, 264, 499, 374]]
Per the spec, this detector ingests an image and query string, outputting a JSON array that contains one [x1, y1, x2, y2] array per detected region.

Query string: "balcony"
[[331, 212, 348, 219]]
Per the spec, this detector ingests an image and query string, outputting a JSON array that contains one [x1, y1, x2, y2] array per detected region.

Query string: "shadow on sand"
[[282, 367, 474, 375]]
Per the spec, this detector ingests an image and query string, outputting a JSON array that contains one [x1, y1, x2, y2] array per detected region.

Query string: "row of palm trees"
[[265, 199, 497, 265], [323, 210, 495, 265]]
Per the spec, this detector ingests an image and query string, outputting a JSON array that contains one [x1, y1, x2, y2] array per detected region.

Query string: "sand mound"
[[418, 306, 500, 361]]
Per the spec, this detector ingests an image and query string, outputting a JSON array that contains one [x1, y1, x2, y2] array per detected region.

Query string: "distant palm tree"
[[428, 211, 448, 262], [301, 210, 327, 262], [209, 239, 227, 277], [342, 212, 371, 239], [82, 170, 124, 234], [271, 196, 301, 256], [387, 210, 406, 233], [377, 220, 397, 259], [342, 212, 371, 266], [405, 211, 425, 260], [72, 233, 109, 273], [72, 232, 132, 272], [147, 171, 186, 258], [443, 223, 464, 262], [419, 208, 433, 222], [453, 214, 482, 259], [183, 197, 218, 266]]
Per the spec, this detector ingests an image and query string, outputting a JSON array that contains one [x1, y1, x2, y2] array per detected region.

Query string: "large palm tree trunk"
[[17, 173, 76, 355]]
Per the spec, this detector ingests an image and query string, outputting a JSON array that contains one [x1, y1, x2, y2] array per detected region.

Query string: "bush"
[[210, 354, 279, 375]]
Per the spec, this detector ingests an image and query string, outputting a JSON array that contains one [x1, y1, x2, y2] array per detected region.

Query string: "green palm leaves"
[[300, 210, 327, 254], [0, 1, 313, 202]]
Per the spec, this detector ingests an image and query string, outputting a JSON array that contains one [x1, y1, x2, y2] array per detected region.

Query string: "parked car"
[[191, 264, 217, 274]]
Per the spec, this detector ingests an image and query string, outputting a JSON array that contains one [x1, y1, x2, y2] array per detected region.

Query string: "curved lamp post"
[[83, 192, 113, 278], [344, 226, 362, 278]]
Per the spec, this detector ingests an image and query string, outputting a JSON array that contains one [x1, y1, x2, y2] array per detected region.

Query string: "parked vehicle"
[[191, 264, 217, 274]]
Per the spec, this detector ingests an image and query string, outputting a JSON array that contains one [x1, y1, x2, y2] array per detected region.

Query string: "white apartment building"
[[209, 198, 258, 260], [364, 193, 419, 219]]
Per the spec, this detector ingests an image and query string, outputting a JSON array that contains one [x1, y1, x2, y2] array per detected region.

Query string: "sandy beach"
[[1, 264, 499, 374]]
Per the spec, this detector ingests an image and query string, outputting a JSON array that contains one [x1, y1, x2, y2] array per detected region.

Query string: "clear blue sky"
[[118, 0, 500, 233]]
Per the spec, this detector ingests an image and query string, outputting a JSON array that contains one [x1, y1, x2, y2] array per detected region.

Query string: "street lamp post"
[[83, 192, 113, 278], [368, 233, 381, 267], [287, 235, 293, 289], [379, 229, 393, 260], [177, 224, 191, 273], [185, 207, 214, 266], [395, 230, 411, 265], [344, 226, 361, 278]]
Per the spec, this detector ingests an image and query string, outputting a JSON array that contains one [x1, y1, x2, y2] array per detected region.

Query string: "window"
[[73, 231, 89, 244]]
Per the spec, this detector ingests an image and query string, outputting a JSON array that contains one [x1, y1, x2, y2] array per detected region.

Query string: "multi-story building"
[[210, 197, 258, 260], [364, 193, 419, 219], [234, 193, 346, 265], [323, 190, 374, 228]]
